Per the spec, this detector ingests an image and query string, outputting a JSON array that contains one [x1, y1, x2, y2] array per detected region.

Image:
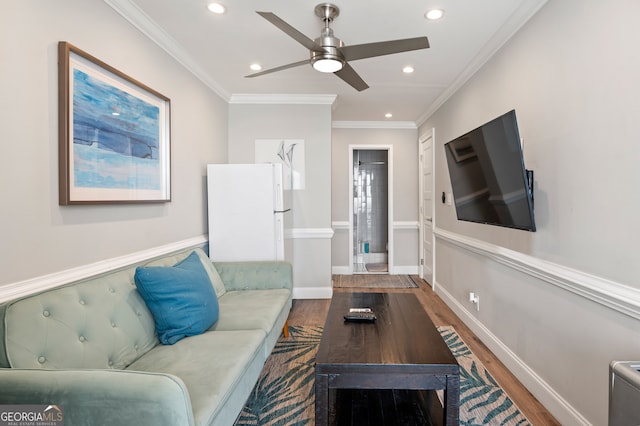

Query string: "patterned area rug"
[[234, 325, 531, 425], [332, 274, 418, 289], [437, 326, 531, 426], [235, 325, 321, 425]]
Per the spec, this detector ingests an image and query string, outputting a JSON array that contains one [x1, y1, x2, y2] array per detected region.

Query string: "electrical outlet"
[[469, 292, 480, 311]]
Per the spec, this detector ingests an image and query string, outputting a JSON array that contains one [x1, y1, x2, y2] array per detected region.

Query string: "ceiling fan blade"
[[245, 59, 311, 78], [334, 63, 369, 92], [257, 12, 324, 53], [339, 37, 430, 61]]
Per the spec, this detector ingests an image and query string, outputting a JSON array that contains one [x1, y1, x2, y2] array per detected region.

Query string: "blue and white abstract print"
[[72, 68, 161, 190]]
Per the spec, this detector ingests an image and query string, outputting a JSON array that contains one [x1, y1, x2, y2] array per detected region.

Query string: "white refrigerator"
[[207, 164, 291, 262]]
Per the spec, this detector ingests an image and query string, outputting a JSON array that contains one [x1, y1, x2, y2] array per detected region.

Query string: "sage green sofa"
[[0, 247, 293, 426]]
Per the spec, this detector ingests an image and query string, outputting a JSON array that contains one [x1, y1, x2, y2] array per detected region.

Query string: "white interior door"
[[419, 131, 434, 286]]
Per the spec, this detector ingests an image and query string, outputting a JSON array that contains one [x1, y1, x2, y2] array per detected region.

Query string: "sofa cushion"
[[143, 249, 226, 298], [210, 289, 291, 357], [211, 289, 290, 334], [126, 329, 266, 426], [193, 249, 226, 298], [135, 252, 219, 345], [3, 268, 158, 369]]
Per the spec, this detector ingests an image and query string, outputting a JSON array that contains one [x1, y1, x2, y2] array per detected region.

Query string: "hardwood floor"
[[287, 275, 560, 425]]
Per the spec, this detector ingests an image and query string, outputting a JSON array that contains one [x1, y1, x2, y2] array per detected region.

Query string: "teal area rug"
[[438, 326, 531, 426], [234, 325, 531, 425]]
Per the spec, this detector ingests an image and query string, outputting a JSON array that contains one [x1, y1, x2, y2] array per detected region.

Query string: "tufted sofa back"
[[0, 248, 207, 370]]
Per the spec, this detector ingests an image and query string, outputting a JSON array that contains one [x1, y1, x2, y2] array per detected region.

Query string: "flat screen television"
[[444, 110, 536, 232]]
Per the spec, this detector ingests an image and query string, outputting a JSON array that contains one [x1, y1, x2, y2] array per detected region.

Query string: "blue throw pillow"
[[134, 251, 219, 345]]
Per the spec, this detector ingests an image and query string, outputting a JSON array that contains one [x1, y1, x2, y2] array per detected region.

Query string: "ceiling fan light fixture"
[[312, 57, 344, 73]]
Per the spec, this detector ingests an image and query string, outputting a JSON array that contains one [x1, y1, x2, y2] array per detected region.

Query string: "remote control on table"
[[344, 312, 377, 322]]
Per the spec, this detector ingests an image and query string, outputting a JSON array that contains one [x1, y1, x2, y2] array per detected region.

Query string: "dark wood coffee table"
[[315, 292, 459, 425]]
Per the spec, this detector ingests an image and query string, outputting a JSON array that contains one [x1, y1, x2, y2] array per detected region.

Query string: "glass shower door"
[[353, 150, 388, 273]]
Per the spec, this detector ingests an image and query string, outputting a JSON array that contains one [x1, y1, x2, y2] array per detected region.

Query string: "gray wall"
[[5, 1, 635, 422], [332, 126, 419, 273], [228, 101, 334, 298], [0, 0, 228, 287], [420, 0, 640, 424]]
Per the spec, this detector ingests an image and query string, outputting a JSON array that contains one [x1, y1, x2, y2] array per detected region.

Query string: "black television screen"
[[444, 110, 536, 231]]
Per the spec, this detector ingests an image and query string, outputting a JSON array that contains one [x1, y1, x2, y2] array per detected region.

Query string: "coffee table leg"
[[315, 373, 329, 426], [444, 374, 460, 425]]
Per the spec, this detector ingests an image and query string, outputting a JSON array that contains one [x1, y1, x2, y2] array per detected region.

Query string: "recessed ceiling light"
[[403, 66, 415, 74], [425, 8, 444, 20], [207, 3, 226, 14], [250, 63, 262, 71], [385, 113, 393, 118]]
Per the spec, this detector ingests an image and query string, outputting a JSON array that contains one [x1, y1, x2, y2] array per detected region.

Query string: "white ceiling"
[[106, 0, 547, 123]]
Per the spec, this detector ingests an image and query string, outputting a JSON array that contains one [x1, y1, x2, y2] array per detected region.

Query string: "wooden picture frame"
[[58, 41, 171, 205]]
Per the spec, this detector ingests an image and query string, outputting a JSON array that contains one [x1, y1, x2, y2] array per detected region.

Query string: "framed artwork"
[[58, 42, 171, 204], [255, 139, 305, 190]]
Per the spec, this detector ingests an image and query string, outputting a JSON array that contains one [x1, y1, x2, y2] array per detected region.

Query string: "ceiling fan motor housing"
[[314, 3, 340, 22], [312, 28, 345, 63], [312, 4, 345, 71]]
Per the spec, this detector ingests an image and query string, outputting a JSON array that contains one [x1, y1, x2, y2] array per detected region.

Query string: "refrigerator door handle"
[[274, 208, 291, 213]]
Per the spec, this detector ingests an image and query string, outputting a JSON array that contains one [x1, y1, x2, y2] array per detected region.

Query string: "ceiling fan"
[[245, 3, 430, 91]]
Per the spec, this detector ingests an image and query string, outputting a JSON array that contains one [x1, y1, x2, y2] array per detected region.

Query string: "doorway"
[[419, 129, 435, 288], [350, 148, 391, 274]]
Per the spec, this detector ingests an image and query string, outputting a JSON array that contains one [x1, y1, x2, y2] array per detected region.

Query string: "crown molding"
[[228, 94, 338, 107], [104, 0, 231, 101], [105, 0, 547, 126], [332, 121, 417, 129], [416, 0, 549, 126]]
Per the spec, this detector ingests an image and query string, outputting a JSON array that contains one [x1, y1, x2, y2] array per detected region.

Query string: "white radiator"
[[610, 361, 640, 425]]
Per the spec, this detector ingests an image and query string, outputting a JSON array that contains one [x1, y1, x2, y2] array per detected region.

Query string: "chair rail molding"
[[331, 221, 418, 230], [0, 236, 208, 304], [286, 228, 335, 239], [435, 227, 640, 321]]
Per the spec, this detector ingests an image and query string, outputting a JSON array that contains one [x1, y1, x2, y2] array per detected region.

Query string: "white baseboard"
[[435, 282, 591, 426], [292, 286, 333, 299], [332, 266, 351, 275], [391, 265, 420, 275], [0, 236, 207, 304]]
